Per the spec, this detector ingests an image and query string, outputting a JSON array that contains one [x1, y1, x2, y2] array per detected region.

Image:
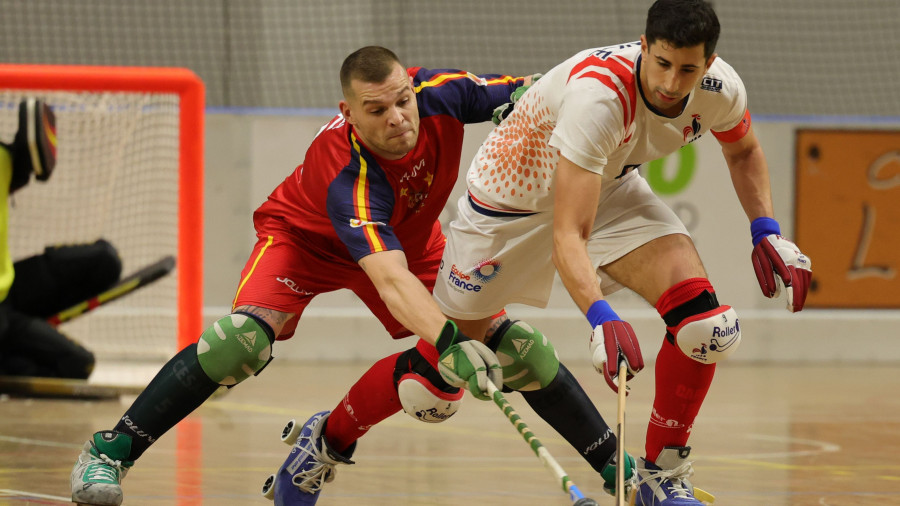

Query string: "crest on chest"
[[398, 158, 434, 212]]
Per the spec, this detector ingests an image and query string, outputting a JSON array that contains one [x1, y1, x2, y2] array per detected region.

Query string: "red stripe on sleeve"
[[712, 109, 752, 143], [568, 55, 637, 137]]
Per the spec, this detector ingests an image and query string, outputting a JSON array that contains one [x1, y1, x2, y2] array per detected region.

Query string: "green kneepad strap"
[[494, 320, 560, 391], [196, 313, 274, 386]]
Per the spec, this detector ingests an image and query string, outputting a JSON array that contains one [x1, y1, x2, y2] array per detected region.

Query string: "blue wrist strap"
[[750, 217, 780, 246], [586, 300, 619, 327]]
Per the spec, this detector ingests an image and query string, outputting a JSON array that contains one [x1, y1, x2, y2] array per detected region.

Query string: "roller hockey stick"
[[0, 376, 143, 399], [486, 381, 600, 506], [616, 360, 632, 506], [47, 255, 175, 326], [0, 373, 229, 400]]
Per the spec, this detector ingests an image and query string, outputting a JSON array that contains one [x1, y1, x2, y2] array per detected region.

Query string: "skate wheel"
[[281, 418, 300, 445], [261, 473, 276, 500]]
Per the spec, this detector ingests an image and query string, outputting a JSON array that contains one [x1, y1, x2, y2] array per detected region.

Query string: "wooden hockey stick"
[[0, 376, 143, 399], [47, 255, 175, 326], [486, 381, 600, 505], [616, 360, 630, 506], [0, 375, 230, 400]]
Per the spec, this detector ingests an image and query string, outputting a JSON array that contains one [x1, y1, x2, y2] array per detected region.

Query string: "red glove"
[[751, 234, 812, 312], [587, 300, 644, 393]]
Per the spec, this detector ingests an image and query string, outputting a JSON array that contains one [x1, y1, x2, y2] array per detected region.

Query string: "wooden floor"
[[1, 361, 899, 505]]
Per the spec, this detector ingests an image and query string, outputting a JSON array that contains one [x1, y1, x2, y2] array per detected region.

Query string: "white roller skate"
[[70, 431, 134, 506]]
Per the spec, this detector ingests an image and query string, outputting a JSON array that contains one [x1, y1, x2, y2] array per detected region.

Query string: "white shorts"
[[433, 171, 688, 320]]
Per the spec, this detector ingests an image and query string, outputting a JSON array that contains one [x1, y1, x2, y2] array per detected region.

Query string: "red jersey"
[[254, 68, 526, 265]]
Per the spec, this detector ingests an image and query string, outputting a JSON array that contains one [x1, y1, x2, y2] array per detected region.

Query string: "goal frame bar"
[[0, 64, 204, 350]]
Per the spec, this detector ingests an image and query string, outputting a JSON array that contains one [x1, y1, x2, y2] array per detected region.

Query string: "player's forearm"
[[359, 250, 446, 344], [551, 155, 606, 314], [723, 141, 775, 221], [377, 273, 447, 345], [553, 230, 604, 315]]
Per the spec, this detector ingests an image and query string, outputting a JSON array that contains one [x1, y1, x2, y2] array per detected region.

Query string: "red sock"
[[645, 340, 715, 462], [645, 278, 717, 463], [324, 339, 440, 453], [324, 352, 404, 453]]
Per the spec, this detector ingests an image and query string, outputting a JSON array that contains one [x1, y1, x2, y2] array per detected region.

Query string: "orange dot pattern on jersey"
[[477, 94, 558, 200]]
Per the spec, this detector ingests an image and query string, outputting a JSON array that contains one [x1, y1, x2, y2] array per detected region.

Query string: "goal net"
[[0, 65, 204, 378]]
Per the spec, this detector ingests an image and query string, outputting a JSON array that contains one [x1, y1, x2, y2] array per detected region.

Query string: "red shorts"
[[232, 217, 445, 340]]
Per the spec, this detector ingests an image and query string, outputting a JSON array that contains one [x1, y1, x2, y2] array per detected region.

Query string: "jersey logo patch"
[[683, 114, 702, 142], [465, 72, 487, 86], [277, 276, 313, 295], [700, 76, 723, 92], [349, 218, 386, 228], [471, 258, 501, 283]]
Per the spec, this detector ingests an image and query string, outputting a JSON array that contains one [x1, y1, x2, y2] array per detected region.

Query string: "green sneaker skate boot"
[[70, 431, 134, 506]]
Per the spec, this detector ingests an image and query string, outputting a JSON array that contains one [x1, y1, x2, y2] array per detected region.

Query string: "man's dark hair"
[[645, 0, 720, 59], [340, 46, 402, 96]]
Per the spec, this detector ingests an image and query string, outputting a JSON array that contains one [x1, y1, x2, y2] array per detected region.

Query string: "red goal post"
[[0, 64, 203, 358]]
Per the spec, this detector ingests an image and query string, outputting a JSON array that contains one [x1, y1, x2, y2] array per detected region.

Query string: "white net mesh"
[[1, 90, 181, 364]]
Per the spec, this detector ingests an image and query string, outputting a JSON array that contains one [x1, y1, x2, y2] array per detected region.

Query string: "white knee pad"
[[397, 373, 463, 423], [671, 305, 741, 364]]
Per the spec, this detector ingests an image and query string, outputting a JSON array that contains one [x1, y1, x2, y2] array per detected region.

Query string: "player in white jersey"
[[434, 1, 812, 504]]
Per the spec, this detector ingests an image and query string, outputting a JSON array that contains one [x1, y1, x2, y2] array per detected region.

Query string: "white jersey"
[[467, 42, 750, 214]]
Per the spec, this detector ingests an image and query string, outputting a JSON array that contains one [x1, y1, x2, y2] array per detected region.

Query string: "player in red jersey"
[[70, 46, 540, 506]]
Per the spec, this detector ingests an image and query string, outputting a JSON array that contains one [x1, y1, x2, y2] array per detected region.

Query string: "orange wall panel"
[[795, 130, 900, 308]]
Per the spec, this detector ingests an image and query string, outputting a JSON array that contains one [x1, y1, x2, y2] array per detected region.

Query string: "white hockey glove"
[[436, 321, 502, 401]]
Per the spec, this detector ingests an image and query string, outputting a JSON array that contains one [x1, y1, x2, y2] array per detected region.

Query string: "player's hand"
[[752, 234, 812, 312], [750, 217, 812, 313], [586, 300, 644, 393], [435, 321, 502, 400], [492, 73, 542, 125]]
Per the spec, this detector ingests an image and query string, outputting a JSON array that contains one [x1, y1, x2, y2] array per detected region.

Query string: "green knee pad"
[[196, 313, 274, 386], [494, 320, 560, 391]]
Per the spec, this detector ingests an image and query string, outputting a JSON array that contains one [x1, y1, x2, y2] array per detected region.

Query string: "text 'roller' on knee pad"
[[670, 305, 740, 364]]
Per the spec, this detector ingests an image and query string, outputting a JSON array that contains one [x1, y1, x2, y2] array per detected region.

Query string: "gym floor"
[[1, 361, 898, 505]]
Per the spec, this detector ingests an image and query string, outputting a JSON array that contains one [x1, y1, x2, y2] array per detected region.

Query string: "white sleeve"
[[710, 64, 749, 133], [548, 80, 624, 176]]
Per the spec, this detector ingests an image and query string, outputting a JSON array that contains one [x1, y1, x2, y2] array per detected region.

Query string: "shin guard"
[[521, 363, 616, 473], [114, 343, 219, 460]]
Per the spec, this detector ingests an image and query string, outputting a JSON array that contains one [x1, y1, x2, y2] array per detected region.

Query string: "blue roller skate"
[[634, 446, 714, 505], [261, 411, 355, 506]]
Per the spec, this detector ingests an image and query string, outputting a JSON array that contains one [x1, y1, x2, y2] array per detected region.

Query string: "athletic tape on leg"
[[196, 313, 274, 385]]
